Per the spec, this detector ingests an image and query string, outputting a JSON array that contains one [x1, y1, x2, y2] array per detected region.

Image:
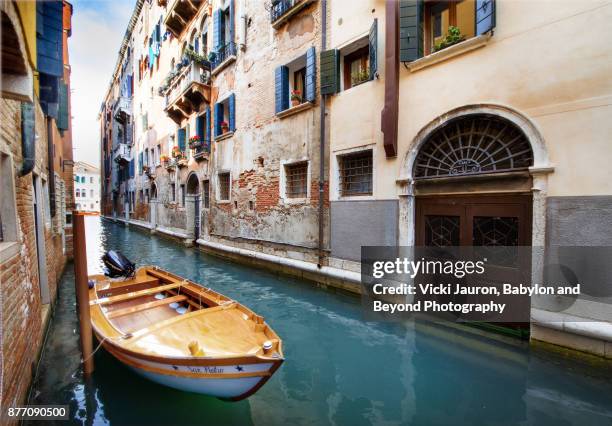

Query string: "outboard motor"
[[102, 250, 136, 279]]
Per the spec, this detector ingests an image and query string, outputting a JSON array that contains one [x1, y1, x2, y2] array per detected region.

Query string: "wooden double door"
[[416, 195, 532, 247]]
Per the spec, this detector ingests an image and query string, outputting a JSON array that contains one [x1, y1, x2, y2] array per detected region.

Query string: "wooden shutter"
[[305, 47, 316, 102], [213, 9, 222, 51], [369, 19, 378, 79], [139, 152, 143, 174], [476, 0, 496, 35], [57, 82, 69, 131], [320, 49, 339, 95], [178, 128, 186, 151], [129, 159, 135, 178], [399, 0, 423, 62], [36, 1, 63, 77], [228, 93, 236, 131], [21, 102, 35, 149], [196, 114, 204, 141], [229, 0, 235, 43], [275, 66, 289, 113], [205, 106, 211, 146], [214, 102, 223, 137]]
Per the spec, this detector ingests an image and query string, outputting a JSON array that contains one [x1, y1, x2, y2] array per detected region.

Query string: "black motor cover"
[[102, 250, 136, 278]]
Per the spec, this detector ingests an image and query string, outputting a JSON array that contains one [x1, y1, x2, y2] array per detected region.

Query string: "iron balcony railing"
[[163, 59, 211, 109], [271, 0, 302, 22], [212, 42, 237, 70], [193, 143, 210, 157], [113, 96, 132, 121], [113, 143, 132, 164]]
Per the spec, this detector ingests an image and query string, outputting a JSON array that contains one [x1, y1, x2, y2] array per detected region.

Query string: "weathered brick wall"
[[0, 97, 68, 423]]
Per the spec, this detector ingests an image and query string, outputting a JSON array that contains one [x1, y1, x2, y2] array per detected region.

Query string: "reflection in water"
[[27, 217, 612, 425]]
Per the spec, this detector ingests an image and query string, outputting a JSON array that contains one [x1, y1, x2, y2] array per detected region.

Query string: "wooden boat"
[[88, 266, 284, 400]]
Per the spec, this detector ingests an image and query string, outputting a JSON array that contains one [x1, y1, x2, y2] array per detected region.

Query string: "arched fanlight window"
[[200, 17, 209, 55], [414, 114, 534, 179], [189, 29, 198, 53]]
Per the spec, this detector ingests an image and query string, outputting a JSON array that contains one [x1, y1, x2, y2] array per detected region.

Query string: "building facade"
[[0, 0, 74, 419], [101, 0, 612, 356], [74, 161, 100, 212]]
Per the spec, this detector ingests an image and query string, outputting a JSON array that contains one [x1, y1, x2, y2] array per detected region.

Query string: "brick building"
[[0, 0, 74, 420]]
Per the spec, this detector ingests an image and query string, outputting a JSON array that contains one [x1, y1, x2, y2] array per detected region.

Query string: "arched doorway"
[[186, 173, 201, 239], [407, 109, 544, 338], [150, 182, 157, 200]]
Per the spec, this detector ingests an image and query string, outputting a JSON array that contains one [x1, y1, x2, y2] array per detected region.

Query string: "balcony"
[[113, 96, 132, 124], [192, 143, 210, 161], [164, 0, 206, 38], [162, 59, 212, 124], [270, 0, 314, 29], [113, 143, 132, 165], [211, 42, 237, 74]]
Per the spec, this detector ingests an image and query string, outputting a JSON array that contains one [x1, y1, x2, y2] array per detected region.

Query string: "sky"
[[69, 0, 136, 166]]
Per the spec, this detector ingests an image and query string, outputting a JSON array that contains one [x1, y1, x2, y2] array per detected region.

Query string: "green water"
[[28, 217, 612, 425]]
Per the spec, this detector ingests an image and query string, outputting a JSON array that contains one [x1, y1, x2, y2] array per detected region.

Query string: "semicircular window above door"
[[414, 114, 534, 179]]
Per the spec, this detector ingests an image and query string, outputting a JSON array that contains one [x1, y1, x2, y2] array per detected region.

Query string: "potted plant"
[[171, 145, 183, 158], [220, 121, 229, 134], [351, 69, 370, 86], [291, 90, 302, 106], [143, 164, 150, 174], [189, 135, 202, 149], [207, 51, 217, 64], [433, 26, 465, 52], [160, 154, 170, 166]]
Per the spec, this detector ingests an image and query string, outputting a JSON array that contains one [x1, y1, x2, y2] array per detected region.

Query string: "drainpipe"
[[380, 0, 399, 158], [317, 0, 327, 268], [47, 117, 57, 217]]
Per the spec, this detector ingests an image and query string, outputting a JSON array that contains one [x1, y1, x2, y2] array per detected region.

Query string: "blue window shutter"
[[399, 0, 424, 62], [369, 19, 378, 79], [178, 128, 186, 151], [196, 114, 204, 141], [275, 66, 289, 113], [305, 47, 316, 103], [228, 94, 236, 132], [214, 102, 223, 137], [139, 152, 143, 174], [476, 0, 496, 35], [194, 37, 199, 53], [205, 106, 211, 146], [213, 9, 222, 51], [229, 0, 235, 43], [36, 1, 63, 77], [129, 159, 135, 178]]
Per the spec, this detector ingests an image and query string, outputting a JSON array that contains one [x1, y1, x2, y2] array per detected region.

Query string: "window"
[[212, 3, 236, 67], [320, 20, 377, 95], [75, 189, 80, 197], [90, 190, 94, 198], [180, 184, 186, 207], [200, 17, 209, 56], [202, 179, 210, 208], [170, 183, 176, 202], [339, 150, 373, 196], [145, 189, 149, 203], [214, 94, 235, 138], [0, 153, 18, 243], [156, 144, 161, 166], [218, 172, 230, 201], [275, 47, 316, 113], [285, 162, 308, 198], [399, 0, 495, 62], [90, 177, 94, 183], [139, 190, 144, 203]]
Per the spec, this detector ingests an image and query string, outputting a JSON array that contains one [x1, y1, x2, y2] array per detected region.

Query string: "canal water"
[[28, 217, 612, 425]]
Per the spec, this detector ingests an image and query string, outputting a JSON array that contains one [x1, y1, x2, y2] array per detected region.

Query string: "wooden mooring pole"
[[73, 211, 94, 375]]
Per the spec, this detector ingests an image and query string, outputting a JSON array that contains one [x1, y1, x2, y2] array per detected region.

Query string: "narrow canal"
[[28, 217, 612, 425]]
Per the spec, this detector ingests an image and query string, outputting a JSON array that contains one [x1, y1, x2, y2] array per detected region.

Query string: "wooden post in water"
[[73, 211, 94, 375]]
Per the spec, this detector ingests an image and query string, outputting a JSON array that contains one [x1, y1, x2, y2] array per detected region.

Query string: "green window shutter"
[[57, 82, 69, 130], [369, 19, 378, 80], [399, 0, 424, 62], [320, 49, 339, 95]]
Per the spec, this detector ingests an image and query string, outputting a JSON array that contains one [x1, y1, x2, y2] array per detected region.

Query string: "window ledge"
[[276, 101, 314, 119], [216, 200, 231, 204], [211, 56, 237, 77], [282, 197, 309, 205], [215, 131, 234, 142], [0, 242, 20, 264], [406, 34, 492, 73]]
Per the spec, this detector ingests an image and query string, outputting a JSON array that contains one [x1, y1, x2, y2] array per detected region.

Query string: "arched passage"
[[186, 173, 200, 195]]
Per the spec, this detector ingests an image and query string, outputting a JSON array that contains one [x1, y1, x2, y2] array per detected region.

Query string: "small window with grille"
[[285, 162, 308, 198], [218, 172, 230, 201], [339, 150, 373, 196], [202, 180, 210, 208]]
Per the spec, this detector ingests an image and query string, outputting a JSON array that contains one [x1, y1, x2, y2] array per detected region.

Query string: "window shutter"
[[129, 159, 135, 178], [36, 1, 63, 77], [178, 128, 186, 151], [196, 114, 204, 141], [305, 47, 316, 102], [229, 0, 235, 43], [228, 93, 236, 132], [21, 102, 36, 149], [319, 49, 339, 95], [214, 102, 223, 137], [139, 152, 143, 174], [476, 0, 496, 35], [369, 19, 378, 79], [213, 9, 222, 51], [399, 0, 424, 62], [194, 37, 199, 53], [57, 82, 69, 131], [275, 65, 289, 113], [205, 106, 211, 146]]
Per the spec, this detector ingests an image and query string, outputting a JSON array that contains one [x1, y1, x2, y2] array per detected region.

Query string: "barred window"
[[218, 172, 230, 201], [285, 162, 308, 198], [340, 150, 373, 196], [203, 180, 210, 208]]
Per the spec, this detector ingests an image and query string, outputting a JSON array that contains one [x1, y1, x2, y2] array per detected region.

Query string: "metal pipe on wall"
[[317, 0, 327, 268]]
